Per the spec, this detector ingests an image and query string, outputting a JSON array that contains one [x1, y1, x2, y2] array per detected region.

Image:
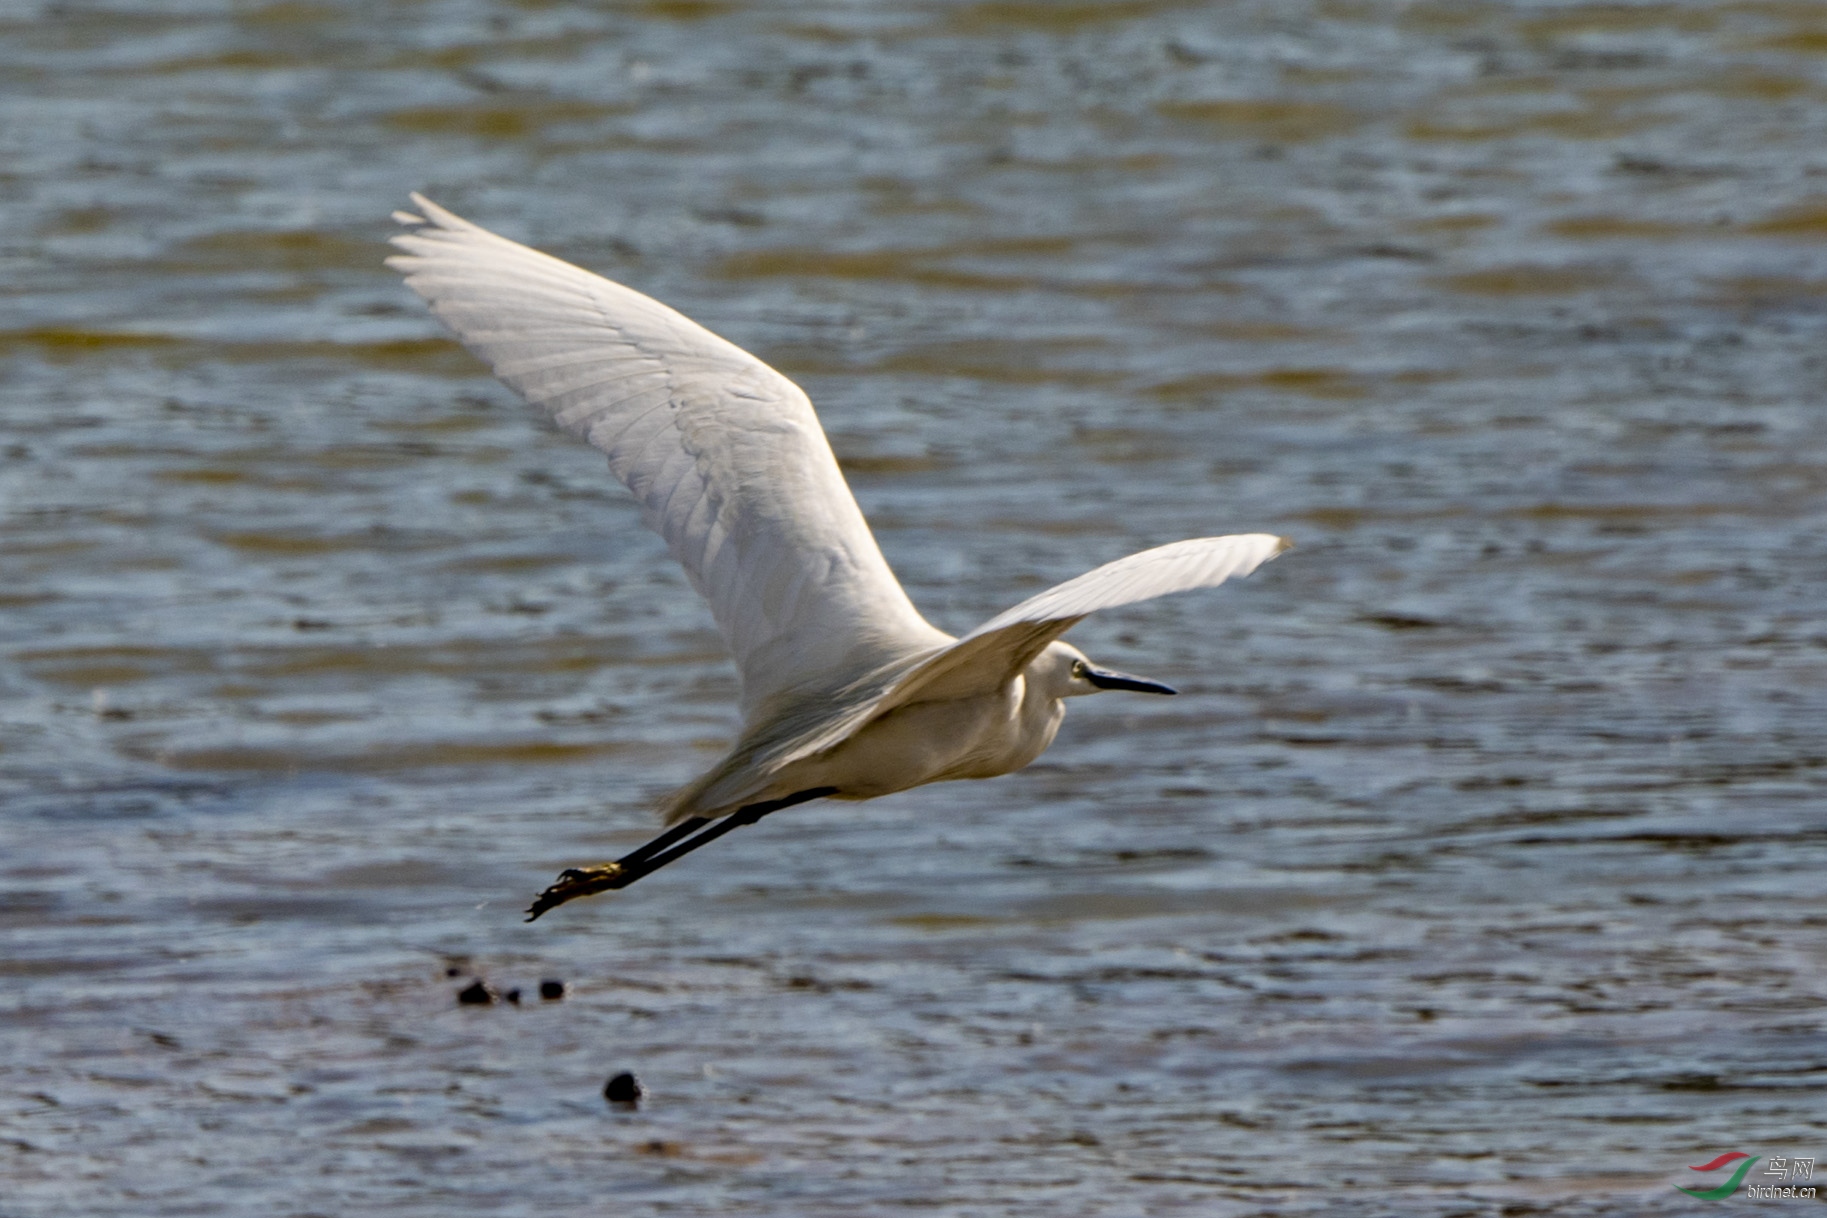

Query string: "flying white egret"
[[386, 194, 1289, 919]]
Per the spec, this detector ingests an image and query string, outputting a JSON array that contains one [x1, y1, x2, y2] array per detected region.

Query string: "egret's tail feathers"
[[657, 658, 924, 822]]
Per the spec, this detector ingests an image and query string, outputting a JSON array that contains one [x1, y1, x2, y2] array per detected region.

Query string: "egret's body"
[[387, 195, 1288, 918], [731, 645, 1052, 805]]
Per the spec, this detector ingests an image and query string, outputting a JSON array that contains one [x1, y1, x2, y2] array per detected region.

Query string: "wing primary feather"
[[389, 196, 947, 717]]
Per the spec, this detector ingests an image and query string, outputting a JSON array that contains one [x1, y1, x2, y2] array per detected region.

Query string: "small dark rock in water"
[[504, 988, 521, 1005], [603, 1072, 644, 1105], [539, 979, 567, 1001], [445, 966, 464, 977], [636, 1139, 684, 1157], [456, 980, 496, 1005]]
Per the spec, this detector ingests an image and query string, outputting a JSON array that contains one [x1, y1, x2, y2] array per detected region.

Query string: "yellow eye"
[[1070, 660, 1086, 679]]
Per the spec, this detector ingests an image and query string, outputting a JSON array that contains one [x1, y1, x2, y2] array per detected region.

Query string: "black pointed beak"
[[1082, 665, 1177, 695]]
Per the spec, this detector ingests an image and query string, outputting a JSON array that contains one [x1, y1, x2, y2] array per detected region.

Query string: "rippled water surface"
[[3, 1, 1826, 1214]]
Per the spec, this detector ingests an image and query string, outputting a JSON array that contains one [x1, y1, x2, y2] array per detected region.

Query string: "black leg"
[[616, 815, 710, 866], [522, 816, 709, 921], [525, 787, 838, 921], [613, 786, 837, 877]]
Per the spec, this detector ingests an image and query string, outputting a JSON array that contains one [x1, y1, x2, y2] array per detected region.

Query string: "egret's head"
[[1039, 641, 1177, 700]]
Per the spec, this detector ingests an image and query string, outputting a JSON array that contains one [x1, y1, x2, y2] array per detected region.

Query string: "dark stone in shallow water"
[[504, 987, 521, 1004], [603, 1072, 644, 1104], [539, 979, 567, 1000], [456, 980, 496, 1005]]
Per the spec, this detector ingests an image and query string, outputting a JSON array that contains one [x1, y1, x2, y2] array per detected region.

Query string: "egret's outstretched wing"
[[770, 534, 1288, 768], [387, 195, 944, 716]]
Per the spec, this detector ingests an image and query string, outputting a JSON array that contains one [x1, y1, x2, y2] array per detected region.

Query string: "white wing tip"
[[1225, 532, 1293, 566], [387, 193, 470, 263], [1190, 531, 1292, 569], [392, 192, 475, 234]]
